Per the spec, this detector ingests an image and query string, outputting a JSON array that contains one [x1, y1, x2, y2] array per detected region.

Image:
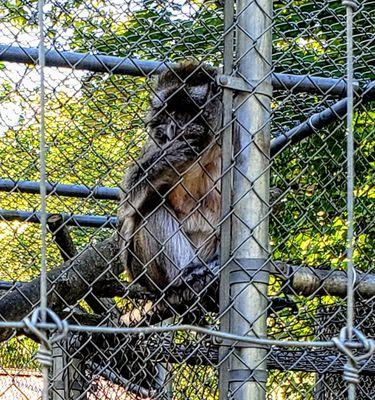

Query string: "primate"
[[117, 62, 221, 296]]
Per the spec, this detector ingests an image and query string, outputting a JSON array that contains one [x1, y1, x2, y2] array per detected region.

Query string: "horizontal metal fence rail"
[[0, 209, 117, 228], [0, 44, 356, 96], [271, 80, 375, 156], [0, 179, 120, 200]]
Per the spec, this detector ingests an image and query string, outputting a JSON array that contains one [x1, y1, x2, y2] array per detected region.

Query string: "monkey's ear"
[[150, 92, 165, 109], [151, 87, 174, 109], [187, 84, 210, 104]]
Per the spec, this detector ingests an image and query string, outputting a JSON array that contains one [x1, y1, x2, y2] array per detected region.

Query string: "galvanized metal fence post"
[[51, 342, 65, 400], [219, 0, 272, 397], [155, 318, 173, 399], [51, 337, 87, 400]]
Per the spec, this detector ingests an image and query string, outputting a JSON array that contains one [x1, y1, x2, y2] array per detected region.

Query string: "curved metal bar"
[[270, 81, 375, 157]]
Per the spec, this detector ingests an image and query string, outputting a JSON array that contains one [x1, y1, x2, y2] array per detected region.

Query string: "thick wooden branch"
[[47, 214, 77, 261], [273, 262, 375, 298], [0, 235, 122, 341], [47, 215, 124, 318], [93, 263, 375, 302], [1, 232, 375, 343]]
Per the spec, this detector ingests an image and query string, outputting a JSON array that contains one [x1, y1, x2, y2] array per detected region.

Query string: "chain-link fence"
[[0, 0, 374, 399]]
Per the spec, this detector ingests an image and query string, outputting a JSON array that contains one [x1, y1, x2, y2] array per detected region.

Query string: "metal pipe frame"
[[218, 0, 235, 395], [0, 44, 353, 96], [0, 179, 120, 200], [0, 209, 117, 228]]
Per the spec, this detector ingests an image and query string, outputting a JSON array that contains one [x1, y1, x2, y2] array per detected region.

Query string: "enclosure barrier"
[[0, 0, 374, 399]]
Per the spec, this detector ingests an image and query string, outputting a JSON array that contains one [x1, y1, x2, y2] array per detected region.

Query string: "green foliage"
[[0, 0, 373, 398]]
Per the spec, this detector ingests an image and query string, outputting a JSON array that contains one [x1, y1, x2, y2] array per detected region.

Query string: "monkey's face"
[[147, 82, 221, 147], [146, 108, 204, 146]]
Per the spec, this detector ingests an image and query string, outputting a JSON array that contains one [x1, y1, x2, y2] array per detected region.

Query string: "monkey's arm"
[[120, 131, 209, 217]]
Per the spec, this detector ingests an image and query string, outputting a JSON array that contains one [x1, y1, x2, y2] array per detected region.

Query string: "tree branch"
[[0, 235, 122, 341], [47, 215, 124, 318], [273, 262, 375, 298], [1, 233, 375, 343], [47, 214, 77, 261]]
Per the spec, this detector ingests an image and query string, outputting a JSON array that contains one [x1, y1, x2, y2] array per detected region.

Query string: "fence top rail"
[[0, 44, 356, 96]]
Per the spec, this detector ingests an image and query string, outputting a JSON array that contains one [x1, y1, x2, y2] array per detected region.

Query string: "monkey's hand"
[[120, 134, 210, 218], [167, 260, 219, 314], [144, 261, 218, 324]]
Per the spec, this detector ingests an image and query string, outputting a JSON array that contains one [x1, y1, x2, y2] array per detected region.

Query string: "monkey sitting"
[[117, 62, 221, 313]]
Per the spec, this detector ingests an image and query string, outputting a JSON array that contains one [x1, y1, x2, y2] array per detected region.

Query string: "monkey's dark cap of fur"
[[150, 61, 219, 111], [157, 62, 217, 88]]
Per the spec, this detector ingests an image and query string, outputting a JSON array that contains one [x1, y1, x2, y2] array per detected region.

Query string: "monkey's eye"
[[154, 126, 168, 143]]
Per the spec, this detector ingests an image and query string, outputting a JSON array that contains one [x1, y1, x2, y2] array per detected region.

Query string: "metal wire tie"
[[229, 258, 269, 285], [228, 368, 268, 383], [23, 307, 68, 368], [332, 327, 375, 384], [342, 0, 359, 11]]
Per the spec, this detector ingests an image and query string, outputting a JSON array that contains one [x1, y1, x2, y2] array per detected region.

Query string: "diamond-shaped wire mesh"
[[0, 0, 373, 399]]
